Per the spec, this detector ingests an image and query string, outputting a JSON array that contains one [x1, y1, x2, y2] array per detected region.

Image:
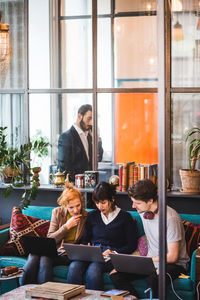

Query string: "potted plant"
[[0, 126, 50, 210], [179, 127, 200, 193]]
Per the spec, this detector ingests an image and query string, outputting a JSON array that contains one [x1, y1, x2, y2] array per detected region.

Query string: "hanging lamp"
[[172, 20, 184, 41]]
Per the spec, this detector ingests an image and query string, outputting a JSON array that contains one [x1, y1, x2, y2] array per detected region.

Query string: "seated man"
[[110, 179, 189, 298]]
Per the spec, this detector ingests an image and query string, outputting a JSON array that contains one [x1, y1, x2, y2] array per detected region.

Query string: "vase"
[[179, 169, 200, 194]]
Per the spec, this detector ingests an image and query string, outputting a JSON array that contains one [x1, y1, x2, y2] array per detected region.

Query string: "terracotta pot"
[[179, 169, 200, 193]]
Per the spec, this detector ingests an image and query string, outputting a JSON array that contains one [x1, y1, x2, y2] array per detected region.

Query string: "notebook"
[[63, 243, 105, 262], [110, 253, 157, 275], [23, 236, 58, 257]]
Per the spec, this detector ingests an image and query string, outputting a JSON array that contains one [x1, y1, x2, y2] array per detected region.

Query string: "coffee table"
[[0, 284, 137, 299]]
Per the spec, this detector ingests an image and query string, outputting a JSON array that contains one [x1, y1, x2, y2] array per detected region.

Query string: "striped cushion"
[[182, 220, 200, 258]]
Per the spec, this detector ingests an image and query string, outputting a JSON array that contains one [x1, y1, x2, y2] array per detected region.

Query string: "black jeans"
[[110, 263, 186, 298]]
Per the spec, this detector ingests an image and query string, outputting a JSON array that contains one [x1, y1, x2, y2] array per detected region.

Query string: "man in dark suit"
[[58, 104, 103, 182]]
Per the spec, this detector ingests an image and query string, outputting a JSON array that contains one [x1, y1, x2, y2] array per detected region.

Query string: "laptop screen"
[[23, 236, 58, 257]]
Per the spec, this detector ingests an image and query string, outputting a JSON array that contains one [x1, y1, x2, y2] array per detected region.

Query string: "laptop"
[[110, 253, 157, 275], [63, 243, 105, 263], [23, 236, 58, 257]]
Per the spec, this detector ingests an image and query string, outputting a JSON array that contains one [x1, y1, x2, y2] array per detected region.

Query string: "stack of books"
[[118, 162, 158, 192]]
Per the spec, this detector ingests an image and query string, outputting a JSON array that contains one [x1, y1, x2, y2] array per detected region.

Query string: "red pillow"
[[0, 206, 50, 256]]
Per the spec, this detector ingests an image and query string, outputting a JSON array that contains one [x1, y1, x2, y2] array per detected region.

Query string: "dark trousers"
[[20, 254, 70, 285], [110, 263, 186, 298]]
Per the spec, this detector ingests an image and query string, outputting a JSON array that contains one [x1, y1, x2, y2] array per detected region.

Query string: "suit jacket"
[[47, 206, 88, 247], [57, 126, 92, 181]]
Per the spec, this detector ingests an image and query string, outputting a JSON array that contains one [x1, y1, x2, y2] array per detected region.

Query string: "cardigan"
[[81, 209, 138, 254], [47, 206, 88, 247]]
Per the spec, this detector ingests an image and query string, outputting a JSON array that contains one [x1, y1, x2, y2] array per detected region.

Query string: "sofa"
[[0, 205, 199, 299]]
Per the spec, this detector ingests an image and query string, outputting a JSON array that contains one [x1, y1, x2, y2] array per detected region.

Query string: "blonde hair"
[[57, 182, 83, 206]]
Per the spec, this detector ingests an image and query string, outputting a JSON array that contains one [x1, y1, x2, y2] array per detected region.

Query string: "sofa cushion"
[[182, 220, 200, 259], [0, 207, 50, 256]]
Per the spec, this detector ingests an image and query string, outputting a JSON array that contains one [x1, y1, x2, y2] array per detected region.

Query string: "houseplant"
[[179, 127, 200, 193], [0, 126, 50, 210]]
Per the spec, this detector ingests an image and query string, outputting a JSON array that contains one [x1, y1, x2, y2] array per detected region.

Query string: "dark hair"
[[128, 179, 158, 203], [92, 181, 116, 210], [78, 104, 92, 116]]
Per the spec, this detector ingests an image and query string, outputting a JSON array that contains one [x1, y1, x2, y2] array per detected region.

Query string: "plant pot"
[[179, 169, 200, 194]]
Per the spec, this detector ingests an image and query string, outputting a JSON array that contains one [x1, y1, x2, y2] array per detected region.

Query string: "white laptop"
[[63, 243, 105, 263]]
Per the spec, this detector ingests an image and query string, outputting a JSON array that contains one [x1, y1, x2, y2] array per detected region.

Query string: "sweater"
[[81, 209, 138, 254]]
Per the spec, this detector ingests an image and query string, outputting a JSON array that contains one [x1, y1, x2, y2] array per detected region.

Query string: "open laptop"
[[63, 243, 105, 263], [110, 253, 157, 275], [23, 236, 58, 257]]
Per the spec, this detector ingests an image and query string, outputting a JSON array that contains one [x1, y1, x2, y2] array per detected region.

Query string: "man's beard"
[[80, 118, 92, 132]]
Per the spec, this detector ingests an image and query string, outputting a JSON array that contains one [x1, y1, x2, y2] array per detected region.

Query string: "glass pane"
[[60, 0, 92, 16], [171, 93, 200, 190], [29, 93, 93, 184], [29, 0, 50, 88], [115, 0, 157, 13], [98, 0, 111, 15], [0, 94, 25, 147], [98, 93, 158, 182], [97, 18, 112, 88], [0, 0, 24, 89], [171, 2, 200, 87], [114, 16, 157, 88], [60, 19, 92, 88]]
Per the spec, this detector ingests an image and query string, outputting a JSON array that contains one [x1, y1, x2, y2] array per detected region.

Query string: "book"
[[128, 162, 135, 188], [122, 163, 128, 192], [118, 164, 123, 191], [25, 282, 85, 300]]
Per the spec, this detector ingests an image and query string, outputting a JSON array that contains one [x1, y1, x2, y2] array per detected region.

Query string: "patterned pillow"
[[0, 206, 50, 256], [132, 235, 148, 256], [182, 220, 200, 259]]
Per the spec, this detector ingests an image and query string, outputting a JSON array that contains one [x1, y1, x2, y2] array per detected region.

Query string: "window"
[[0, 0, 160, 186]]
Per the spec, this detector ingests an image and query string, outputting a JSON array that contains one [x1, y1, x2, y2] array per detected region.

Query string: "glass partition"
[[29, 93, 92, 184], [97, 1, 158, 88], [0, 0, 25, 89], [29, 0, 50, 88], [171, 2, 200, 87], [97, 92, 158, 182], [171, 93, 200, 190], [0, 94, 24, 147], [60, 18, 92, 88]]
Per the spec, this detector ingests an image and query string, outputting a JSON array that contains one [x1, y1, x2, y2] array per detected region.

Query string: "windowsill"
[[1, 183, 200, 198]]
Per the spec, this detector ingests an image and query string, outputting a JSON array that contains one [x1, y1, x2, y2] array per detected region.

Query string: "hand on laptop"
[[66, 214, 82, 230], [103, 249, 117, 257]]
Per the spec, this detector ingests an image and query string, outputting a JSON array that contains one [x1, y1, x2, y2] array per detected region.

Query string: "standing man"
[[110, 179, 189, 298], [58, 104, 93, 182]]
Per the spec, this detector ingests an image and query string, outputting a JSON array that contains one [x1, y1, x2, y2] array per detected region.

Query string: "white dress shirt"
[[73, 124, 89, 160]]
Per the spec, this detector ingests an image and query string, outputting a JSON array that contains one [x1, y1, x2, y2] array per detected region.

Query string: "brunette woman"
[[67, 181, 138, 290]]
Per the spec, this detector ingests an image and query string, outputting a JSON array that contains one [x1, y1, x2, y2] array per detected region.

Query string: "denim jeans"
[[67, 259, 114, 290], [20, 253, 70, 285]]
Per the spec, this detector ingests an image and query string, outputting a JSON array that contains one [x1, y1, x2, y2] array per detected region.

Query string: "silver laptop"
[[63, 243, 105, 262], [110, 253, 157, 275]]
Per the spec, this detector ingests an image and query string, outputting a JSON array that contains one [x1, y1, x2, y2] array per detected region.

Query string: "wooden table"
[[0, 284, 138, 300]]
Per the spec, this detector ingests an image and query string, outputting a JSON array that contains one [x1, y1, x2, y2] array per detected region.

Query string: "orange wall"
[[115, 93, 158, 164]]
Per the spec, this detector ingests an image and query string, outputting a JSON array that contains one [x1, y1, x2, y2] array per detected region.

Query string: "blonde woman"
[[21, 183, 87, 285]]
